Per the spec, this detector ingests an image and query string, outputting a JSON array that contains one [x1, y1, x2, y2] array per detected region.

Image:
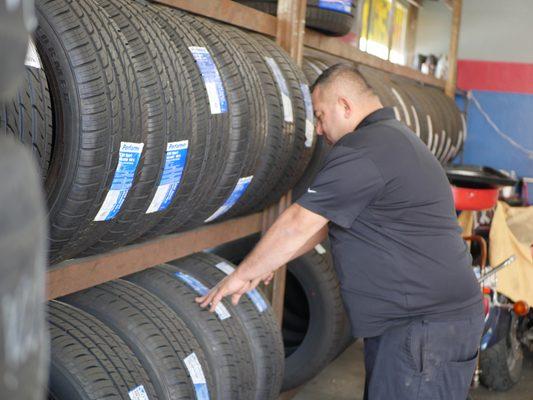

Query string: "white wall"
[[414, 1, 451, 57], [415, 0, 533, 62], [458, 0, 533, 63]]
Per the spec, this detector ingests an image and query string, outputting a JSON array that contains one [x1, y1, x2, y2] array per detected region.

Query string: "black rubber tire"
[[61, 280, 215, 400], [76, 0, 201, 255], [306, 0, 356, 36], [133, 4, 230, 240], [0, 137, 48, 400], [250, 34, 316, 211], [214, 23, 290, 219], [0, 63, 53, 182], [208, 234, 353, 390], [236, 0, 356, 36], [169, 252, 285, 400], [292, 135, 330, 201], [479, 316, 523, 391], [115, 2, 222, 244], [282, 247, 353, 390], [124, 264, 256, 400], [292, 57, 331, 201], [48, 300, 159, 400], [141, 10, 258, 234], [35, 0, 140, 263]]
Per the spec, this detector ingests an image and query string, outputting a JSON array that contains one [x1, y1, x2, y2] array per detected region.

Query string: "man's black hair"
[[310, 62, 374, 96]]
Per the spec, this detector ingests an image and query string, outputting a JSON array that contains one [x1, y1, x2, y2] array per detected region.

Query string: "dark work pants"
[[363, 313, 484, 400]]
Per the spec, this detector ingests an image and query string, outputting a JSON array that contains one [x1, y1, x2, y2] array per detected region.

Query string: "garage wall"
[[454, 0, 533, 203], [414, 1, 451, 58]]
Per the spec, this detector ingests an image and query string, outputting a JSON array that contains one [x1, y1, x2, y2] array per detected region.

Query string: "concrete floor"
[[293, 341, 533, 400]]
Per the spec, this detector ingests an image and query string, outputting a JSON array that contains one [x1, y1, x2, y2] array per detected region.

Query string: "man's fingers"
[[231, 293, 242, 305], [209, 292, 224, 313]]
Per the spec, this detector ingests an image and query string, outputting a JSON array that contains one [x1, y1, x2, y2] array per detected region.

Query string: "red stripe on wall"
[[457, 60, 533, 94]]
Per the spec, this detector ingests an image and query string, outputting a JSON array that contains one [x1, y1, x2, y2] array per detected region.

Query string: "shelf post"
[[445, 0, 462, 97]]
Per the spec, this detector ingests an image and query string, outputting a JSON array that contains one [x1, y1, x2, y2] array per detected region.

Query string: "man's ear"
[[339, 96, 351, 117]]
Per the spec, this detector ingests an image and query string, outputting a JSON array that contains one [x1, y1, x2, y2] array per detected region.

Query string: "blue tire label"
[[146, 140, 189, 214], [174, 272, 231, 320], [214, 261, 268, 313], [300, 83, 315, 148], [204, 176, 253, 223], [265, 57, 294, 123], [189, 46, 228, 114], [184, 352, 210, 400], [128, 385, 149, 400], [95, 142, 144, 221], [318, 0, 352, 14]]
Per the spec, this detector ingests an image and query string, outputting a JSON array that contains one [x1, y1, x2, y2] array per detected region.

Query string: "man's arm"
[[196, 203, 329, 311]]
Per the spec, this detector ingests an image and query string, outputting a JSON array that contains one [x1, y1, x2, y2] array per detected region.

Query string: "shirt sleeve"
[[296, 146, 385, 228]]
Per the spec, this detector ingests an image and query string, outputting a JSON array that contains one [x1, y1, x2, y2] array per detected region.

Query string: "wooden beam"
[[304, 31, 446, 88], [445, 0, 462, 97], [405, 5, 419, 68], [276, 0, 307, 65], [47, 213, 263, 299], [153, 0, 277, 36]]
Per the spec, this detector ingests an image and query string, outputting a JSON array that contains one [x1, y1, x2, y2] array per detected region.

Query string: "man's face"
[[311, 85, 351, 145]]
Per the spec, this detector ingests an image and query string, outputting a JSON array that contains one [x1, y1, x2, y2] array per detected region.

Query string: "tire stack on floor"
[[49, 252, 284, 400]]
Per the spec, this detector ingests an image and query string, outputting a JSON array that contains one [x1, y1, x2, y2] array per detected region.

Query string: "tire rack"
[[46, 0, 463, 398]]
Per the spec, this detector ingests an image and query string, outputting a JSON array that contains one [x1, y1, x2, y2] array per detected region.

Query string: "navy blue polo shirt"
[[297, 107, 482, 338]]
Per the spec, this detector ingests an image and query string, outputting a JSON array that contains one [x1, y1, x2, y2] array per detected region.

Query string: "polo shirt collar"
[[356, 107, 395, 130]]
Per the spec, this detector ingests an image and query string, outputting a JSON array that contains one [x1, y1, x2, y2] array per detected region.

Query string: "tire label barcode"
[[128, 385, 149, 400], [318, 0, 352, 14], [214, 262, 268, 313], [146, 140, 189, 214], [184, 352, 210, 400], [204, 176, 253, 223], [189, 46, 227, 114], [95, 142, 144, 221], [300, 83, 315, 148], [174, 272, 231, 320], [265, 57, 294, 123]]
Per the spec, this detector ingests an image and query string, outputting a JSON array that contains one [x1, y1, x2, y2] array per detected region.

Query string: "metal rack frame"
[[47, 1, 462, 397]]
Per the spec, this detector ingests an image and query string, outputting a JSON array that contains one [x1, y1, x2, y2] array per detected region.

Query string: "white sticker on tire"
[[94, 142, 144, 221], [205, 176, 253, 223], [184, 352, 210, 400], [189, 46, 227, 114], [174, 272, 231, 320], [128, 385, 149, 400], [314, 244, 327, 254], [24, 39, 41, 69], [300, 83, 315, 148], [146, 140, 189, 214], [265, 57, 294, 123], [214, 261, 268, 313]]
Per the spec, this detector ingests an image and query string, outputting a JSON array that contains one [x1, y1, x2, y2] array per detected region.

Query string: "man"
[[197, 64, 483, 400]]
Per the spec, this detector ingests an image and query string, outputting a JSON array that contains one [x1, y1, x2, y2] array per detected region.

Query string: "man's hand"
[[195, 269, 275, 311], [195, 271, 251, 312], [195, 203, 329, 312]]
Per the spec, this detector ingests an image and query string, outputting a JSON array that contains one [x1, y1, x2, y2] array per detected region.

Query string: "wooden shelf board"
[[304, 30, 446, 88], [47, 213, 262, 300]]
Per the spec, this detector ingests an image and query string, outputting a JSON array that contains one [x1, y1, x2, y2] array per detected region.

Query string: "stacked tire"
[[235, 0, 357, 37], [49, 253, 284, 399], [210, 234, 354, 390], [13, 0, 316, 263]]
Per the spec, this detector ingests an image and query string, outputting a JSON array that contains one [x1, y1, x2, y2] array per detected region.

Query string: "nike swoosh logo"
[[307, 188, 317, 193]]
